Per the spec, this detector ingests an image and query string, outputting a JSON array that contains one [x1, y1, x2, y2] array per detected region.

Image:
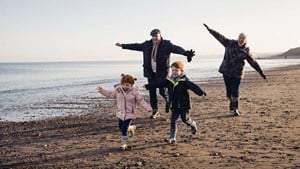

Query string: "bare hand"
[[115, 42, 122, 47], [97, 86, 103, 92]]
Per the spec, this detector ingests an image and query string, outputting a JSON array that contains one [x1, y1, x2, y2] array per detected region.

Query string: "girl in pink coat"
[[97, 74, 152, 150]]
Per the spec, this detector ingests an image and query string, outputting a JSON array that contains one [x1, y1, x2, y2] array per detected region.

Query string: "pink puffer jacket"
[[98, 84, 152, 120]]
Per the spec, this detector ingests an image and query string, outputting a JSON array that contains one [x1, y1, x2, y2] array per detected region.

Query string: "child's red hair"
[[171, 61, 184, 71]]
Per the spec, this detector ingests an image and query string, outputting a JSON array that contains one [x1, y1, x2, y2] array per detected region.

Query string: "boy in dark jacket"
[[145, 61, 206, 143], [116, 29, 195, 119]]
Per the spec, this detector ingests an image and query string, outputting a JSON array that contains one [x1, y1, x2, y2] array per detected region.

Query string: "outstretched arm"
[[203, 23, 231, 47], [97, 86, 117, 99], [115, 42, 144, 51], [246, 49, 266, 79], [135, 92, 152, 112], [170, 42, 195, 62], [185, 81, 206, 96]]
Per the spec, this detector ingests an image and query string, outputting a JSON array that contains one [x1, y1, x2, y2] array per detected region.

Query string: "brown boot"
[[127, 125, 136, 137]]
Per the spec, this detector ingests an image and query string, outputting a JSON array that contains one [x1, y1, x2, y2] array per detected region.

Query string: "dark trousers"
[[170, 110, 193, 132], [148, 74, 169, 112], [223, 74, 241, 98], [118, 119, 132, 136]]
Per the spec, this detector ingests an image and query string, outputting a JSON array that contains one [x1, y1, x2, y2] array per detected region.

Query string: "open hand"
[[185, 49, 195, 62], [97, 86, 103, 92]]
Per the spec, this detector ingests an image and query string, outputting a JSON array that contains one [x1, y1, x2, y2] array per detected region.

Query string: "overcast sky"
[[0, 0, 299, 62]]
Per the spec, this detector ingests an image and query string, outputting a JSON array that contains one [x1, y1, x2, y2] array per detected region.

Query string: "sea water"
[[0, 57, 299, 122]]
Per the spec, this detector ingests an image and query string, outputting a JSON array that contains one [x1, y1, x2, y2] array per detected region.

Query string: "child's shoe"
[[167, 129, 176, 144], [127, 125, 136, 136], [191, 121, 197, 134]]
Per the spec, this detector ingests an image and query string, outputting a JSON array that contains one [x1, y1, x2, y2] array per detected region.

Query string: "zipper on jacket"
[[166, 77, 186, 110], [124, 96, 127, 121], [120, 88, 128, 121]]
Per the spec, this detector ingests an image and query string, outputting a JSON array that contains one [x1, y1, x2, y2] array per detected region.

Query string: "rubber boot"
[[120, 136, 128, 150]]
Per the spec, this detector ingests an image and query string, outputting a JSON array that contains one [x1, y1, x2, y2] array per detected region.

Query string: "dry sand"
[[1, 65, 300, 169]]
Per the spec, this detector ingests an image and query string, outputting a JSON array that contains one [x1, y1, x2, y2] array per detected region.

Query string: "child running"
[[97, 74, 152, 150], [145, 61, 206, 143]]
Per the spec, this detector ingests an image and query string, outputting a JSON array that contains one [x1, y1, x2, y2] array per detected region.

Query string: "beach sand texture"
[[0, 65, 299, 169]]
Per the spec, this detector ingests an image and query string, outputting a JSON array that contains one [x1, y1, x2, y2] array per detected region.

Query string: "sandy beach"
[[0, 65, 299, 169]]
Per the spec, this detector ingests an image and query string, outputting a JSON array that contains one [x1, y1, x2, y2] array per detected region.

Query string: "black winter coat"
[[146, 75, 205, 111], [122, 38, 188, 79]]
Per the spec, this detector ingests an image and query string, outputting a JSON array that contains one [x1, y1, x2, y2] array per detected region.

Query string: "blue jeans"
[[170, 110, 193, 132], [223, 74, 241, 98], [118, 119, 132, 136], [148, 74, 169, 113]]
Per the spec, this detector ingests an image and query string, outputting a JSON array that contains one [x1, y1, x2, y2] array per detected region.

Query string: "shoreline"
[[1, 64, 300, 168]]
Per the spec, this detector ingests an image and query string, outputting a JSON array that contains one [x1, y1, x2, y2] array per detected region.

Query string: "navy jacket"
[[145, 75, 205, 111], [122, 38, 187, 79]]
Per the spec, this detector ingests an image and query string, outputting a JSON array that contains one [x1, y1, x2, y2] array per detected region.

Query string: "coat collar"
[[166, 74, 187, 86]]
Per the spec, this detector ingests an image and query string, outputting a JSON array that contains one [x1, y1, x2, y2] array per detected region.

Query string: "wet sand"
[[1, 65, 300, 169]]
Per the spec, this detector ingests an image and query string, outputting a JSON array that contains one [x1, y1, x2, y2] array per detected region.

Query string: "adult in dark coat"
[[116, 29, 195, 118], [203, 24, 266, 116]]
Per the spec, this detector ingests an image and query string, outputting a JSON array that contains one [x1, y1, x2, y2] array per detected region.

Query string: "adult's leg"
[[159, 87, 169, 113], [223, 74, 232, 99], [148, 78, 158, 113], [231, 77, 241, 111], [223, 74, 234, 111]]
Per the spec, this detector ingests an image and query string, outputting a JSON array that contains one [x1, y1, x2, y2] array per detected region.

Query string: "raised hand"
[[115, 42, 122, 47], [185, 49, 195, 62], [203, 23, 209, 30], [97, 86, 103, 92]]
